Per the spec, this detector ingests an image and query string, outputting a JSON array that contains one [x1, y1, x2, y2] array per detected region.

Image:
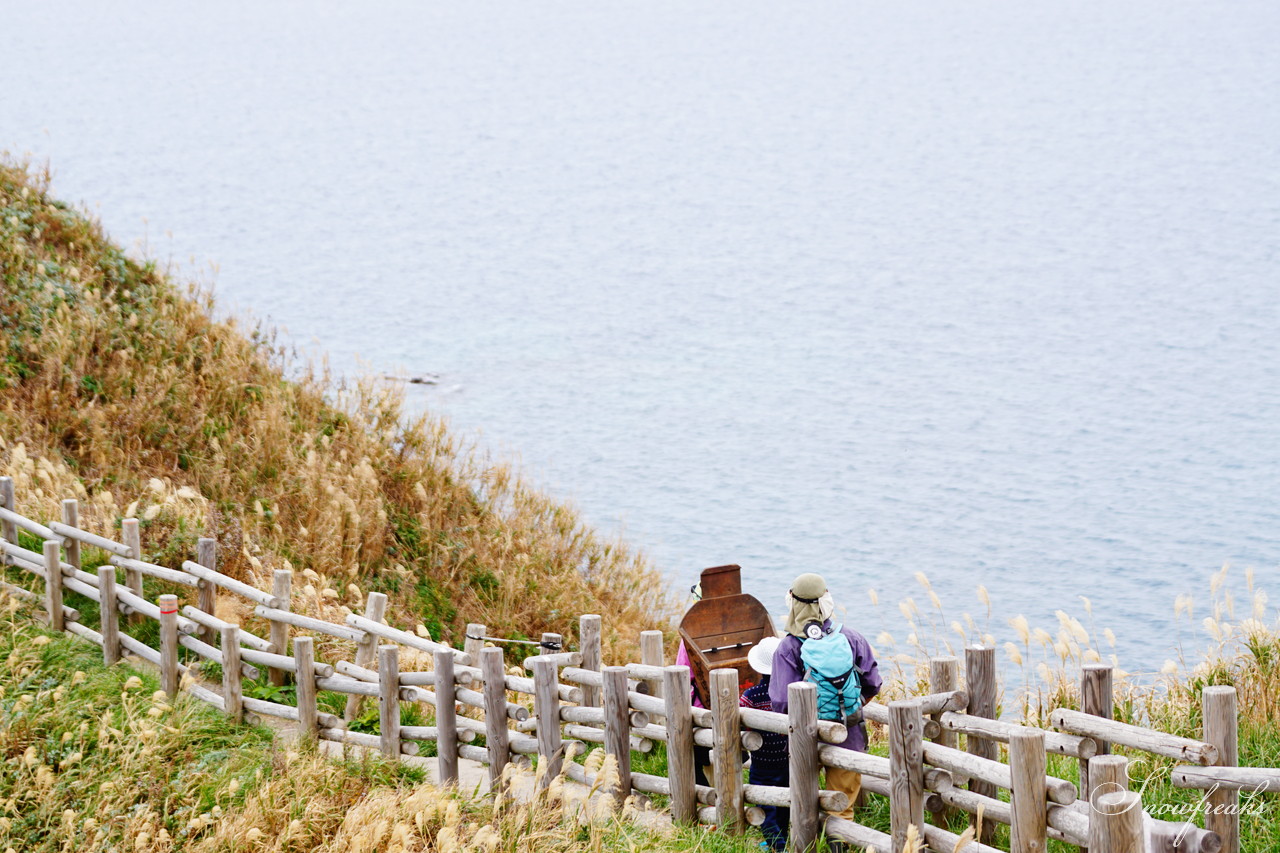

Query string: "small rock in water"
[[384, 373, 441, 386]]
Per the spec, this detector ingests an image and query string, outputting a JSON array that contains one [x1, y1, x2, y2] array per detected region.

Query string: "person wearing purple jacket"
[[769, 572, 881, 818]]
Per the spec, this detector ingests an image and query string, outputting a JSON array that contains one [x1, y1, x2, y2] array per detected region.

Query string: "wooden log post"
[[60, 499, 81, 573], [121, 518, 143, 602], [434, 648, 459, 785], [889, 699, 926, 853], [789, 681, 821, 853], [1080, 663, 1114, 804], [711, 667, 745, 832], [222, 624, 244, 723], [1203, 686, 1238, 853], [159, 594, 180, 698], [966, 645, 998, 843], [0, 478, 15, 544], [931, 655, 960, 822], [664, 664, 697, 825], [43, 540, 64, 631], [532, 656, 563, 787], [268, 569, 292, 686], [603, 665, 632, 804], [195, 538, 218, 646], [1088, 752, 1134, 852], [98, 566, 120, 665], [579, 614, 602, 708], [294, 636, 318, 738], [1090, 788, 1144, 853], [481, 646, 510, 790], [1010, 728, 1048, 853], [1089, 753, 1130, 798], [378, 645, 401, 760], [640, 630, 665, 700], [464, 622, 486, 662], [344, 591, 388, 721]]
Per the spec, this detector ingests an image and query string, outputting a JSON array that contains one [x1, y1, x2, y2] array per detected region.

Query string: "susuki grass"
[[0, 159, 677, 661], [860, 567, 1280, 852]]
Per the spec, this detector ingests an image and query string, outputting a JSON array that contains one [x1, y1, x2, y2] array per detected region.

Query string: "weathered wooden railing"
[[0, 475, 1270, 853]]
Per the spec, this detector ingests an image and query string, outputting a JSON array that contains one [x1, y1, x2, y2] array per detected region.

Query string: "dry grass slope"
[[0, 160, 677, 658]]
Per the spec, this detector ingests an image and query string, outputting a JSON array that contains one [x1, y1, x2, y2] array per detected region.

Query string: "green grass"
[[0, 618, 273, 849], [0, 607, 432, 851]]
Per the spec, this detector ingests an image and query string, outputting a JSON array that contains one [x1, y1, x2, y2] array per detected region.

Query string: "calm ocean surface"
[[4, 1, 1278, 674]]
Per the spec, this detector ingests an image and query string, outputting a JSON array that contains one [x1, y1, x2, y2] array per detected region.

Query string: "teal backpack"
[[799, 623, 864, 724]]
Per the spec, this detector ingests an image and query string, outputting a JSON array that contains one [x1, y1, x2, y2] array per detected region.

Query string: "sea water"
[[3, 0, 1278, 673]]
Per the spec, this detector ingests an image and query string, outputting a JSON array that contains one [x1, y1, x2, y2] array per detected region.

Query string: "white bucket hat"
[[747, 634, 782, 676]]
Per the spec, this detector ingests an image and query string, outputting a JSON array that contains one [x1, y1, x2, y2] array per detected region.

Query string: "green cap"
[[790, 573, 827, 602]]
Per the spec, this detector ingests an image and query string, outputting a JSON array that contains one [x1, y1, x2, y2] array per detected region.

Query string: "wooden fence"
[[0, 475, 1273, 853]]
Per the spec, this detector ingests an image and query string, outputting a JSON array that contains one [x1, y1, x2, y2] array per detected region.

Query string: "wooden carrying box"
[[678, 564, 776, 705]]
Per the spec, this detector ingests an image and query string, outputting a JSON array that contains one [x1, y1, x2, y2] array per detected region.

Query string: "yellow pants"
[[824, 766, 862, 819]]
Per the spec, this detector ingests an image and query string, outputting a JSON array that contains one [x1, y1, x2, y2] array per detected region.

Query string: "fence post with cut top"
[[294, 636, 318, 737], [711, 667, 745, 832], [532, 656, 563, 787], [222, 624, 243, 723], [159, 594, 179, 698], [930, 655, 959, 822], [579, 614, 602, 708], [60, 499, 80, 573], [965, 644, 998, 843], [1010, 727, 1048, 853], [42, 540, 63, 631], [481, 646, 509, 790], [603, 665, 632, 804], [1080, 663, 1114, 803], [98, 566, 119, 665], [889, 699, 925, 853], [1204, 686, 1238, 853], [1088, 754, 1142, 853], [378, 644, 401, 759], [663, 664, 697, 825], [640, 629, 664, 700], [788, 680, 820, 853], [268, 569, 292, 686], [464, 622, 486, 662], [344, 591, 387, 721], [434, 649, 459, 785], [195, 538, 217, 646], [0, 478, 15, 543], [121, 518, 142, 603]]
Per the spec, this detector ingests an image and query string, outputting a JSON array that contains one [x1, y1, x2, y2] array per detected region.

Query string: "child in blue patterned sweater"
[[741, 635, 788, 851]]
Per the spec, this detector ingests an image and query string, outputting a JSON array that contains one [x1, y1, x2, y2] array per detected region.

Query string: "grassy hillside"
[[0, 160, 676, 658], [0, 601, 766, 853]]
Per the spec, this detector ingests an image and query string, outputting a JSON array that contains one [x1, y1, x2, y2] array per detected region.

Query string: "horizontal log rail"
[[862, 700, 943, 740], [182, 606, 274, 652], [1172, 765, 1280, 791], [253, 606, 363, 642], [1051, 708, 1219, 765], [923, 740, 1078, 804], [48, 521, 131, 556], [1, 540, 72, 572], [522, 650, 582, 669], [185, 562, 282, 609], [345, 614, 473, 667], [940, 710, 1097, 758], [110, 554, 199, 587], [179, 634, 259, 680], [0, 507, 60, 541]]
